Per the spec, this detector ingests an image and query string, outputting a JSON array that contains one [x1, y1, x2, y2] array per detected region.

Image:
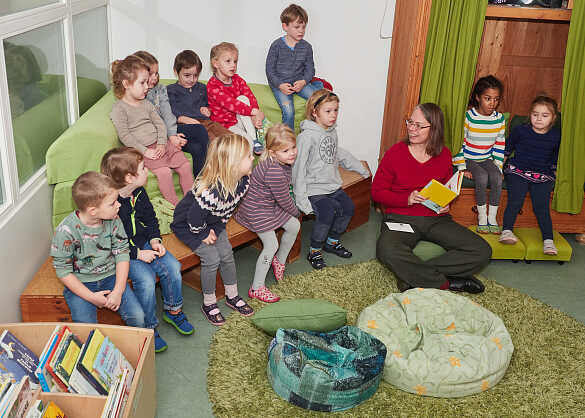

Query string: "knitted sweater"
[[51, 212, 130, 283], [206, 74, 259, 128], [265, 37, 315, 90], [505, 124, 560, 176], [110, 100, 167, 154], [372, 141, 453, 217], [167, 81, 209, 121], [117, 187, 161, 260], [452, 108, 506, 170], [235, 158, 300, 233], [171, 177, 250, 251], [146, 83, 177, 137]]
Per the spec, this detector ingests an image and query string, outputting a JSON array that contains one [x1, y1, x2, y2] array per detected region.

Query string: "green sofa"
[[46, 79, 308, 228]]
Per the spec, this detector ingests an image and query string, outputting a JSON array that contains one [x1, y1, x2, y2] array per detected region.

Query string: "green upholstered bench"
[[514, 228, 572, 263], [467, 226, 526, 261]]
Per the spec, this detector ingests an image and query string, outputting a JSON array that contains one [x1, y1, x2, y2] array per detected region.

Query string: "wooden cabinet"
[[379, 1, 574, 157]]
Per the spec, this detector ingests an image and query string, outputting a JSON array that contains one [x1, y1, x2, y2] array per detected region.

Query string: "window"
[[4, 22, 69, 185], [0, 0, 109, 222], [73, 6, 109, 116], [0, 0, 58, 17]]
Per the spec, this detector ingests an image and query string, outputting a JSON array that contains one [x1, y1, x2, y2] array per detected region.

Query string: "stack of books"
[[36, 326, 134, 397]]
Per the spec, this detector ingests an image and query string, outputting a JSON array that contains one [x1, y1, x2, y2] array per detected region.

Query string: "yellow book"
[[80, 329, 107, 393], [41, 401, 65, 418], [419, 172, 463, 212]]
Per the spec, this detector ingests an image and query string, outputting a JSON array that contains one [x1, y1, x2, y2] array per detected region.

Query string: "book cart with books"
[[0, 323, 155, 418]]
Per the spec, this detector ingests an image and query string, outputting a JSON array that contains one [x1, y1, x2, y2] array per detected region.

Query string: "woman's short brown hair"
[[100, 147, 144, 189], [405, 103, 445, 157]]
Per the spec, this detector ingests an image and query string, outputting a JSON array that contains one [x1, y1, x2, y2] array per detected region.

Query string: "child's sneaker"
[[323, 241, 352, 258], [253, 140, 264, 155], [307, 250, 326, 269], [488, 224, 501, 234], [271, 256, 286, 281], [499, 229, 518, 244], [154, 330, 168, 353], [248, 286, 280, 303], [543, 239, 558, 256], [163, 310, 194, 335]]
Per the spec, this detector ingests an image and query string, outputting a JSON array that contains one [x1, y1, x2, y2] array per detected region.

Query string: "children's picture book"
[[68, 338, 101, 396], [75, 330, 107, 395], [0, 330, 40, 387], [4, 376, 36, 418], [35, 326, 60, 392], [23, 399, 44, 418], [40, 401, 65, 418], [419, 171, 464, 213], [93, 337, 134, 391], [45, 327, 70, 392], [54, 334, 82, 391]]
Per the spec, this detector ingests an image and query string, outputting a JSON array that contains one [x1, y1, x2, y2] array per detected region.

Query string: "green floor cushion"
[[252, 299, 346, 337], [514, 228, 572, 262], [413, 240, 446, 262], [267, 326, 387, 412], [357, 289, 513, 398], [467, 226, 526, 260]]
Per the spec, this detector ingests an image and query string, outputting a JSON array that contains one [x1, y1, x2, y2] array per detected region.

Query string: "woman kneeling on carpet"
[[372, 103, 491, 293]]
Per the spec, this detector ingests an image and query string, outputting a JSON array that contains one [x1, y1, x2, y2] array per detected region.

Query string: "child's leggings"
[[502, 174, 554, 240], [193, 229, 237, 296], [252, 217, 300, 290], [308, 188, 354, 249], [465, 159, 502, 206], [151, 162, 193, 206], [228, 95, 257, 150]]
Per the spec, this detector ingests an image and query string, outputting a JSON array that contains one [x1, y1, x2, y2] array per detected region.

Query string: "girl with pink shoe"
[[235, 124, 301, 302]]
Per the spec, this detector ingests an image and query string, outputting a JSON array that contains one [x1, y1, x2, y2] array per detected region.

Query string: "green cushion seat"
[[251, 299, 347, 337], [357, 288, 514, 398], [413, 240, 446, 261], [267, 326, 387, 412], [514, 227, 572, 262], [467, 226, 526, 260]]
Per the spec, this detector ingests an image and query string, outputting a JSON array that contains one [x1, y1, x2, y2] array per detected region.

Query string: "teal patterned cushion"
[[357, 289, 513, 398], [267, 326, 387, 412]]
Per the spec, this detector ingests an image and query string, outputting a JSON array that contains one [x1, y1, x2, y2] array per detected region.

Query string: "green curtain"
[[419, 0, 487, 154], [553, 1, 585, 214]]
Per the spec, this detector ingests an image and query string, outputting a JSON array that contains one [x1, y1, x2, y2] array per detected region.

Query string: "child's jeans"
[[228, 95, 258, 150], [502, 174, 554, 240], [271, 80, 324, 131], [194, 229, 237, 296], [465, 159, 502, 206], [129, 242, 184, 329], [308, 188, 354, 249], [63, 274, 145, 326], [177, 123, 209, 177]]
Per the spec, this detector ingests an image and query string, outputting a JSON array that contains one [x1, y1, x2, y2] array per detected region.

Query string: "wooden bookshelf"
[[486, 5, 571, 21]]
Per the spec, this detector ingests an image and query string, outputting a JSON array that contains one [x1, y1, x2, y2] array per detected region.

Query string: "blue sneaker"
[[163, 310, 194, 335], [253, 140, 264, 155], [154, 330, 168, 353]]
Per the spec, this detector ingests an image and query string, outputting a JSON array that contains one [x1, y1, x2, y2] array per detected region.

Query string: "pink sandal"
[[271, 256, 286, 281], [248, 286, 280, 303]]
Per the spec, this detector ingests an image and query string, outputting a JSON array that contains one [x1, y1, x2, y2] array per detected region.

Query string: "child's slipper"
[[476, 224, 489, 234], [248, 286, 280, 303], [225, 295, 255, 317], [200, 304, 226, 326], [543, 240, 558, 256], [488, 224, 501, 234]]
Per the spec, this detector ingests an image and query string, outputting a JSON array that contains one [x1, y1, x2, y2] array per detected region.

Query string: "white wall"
[[110, 0, 394, 172], [0, 182, 53, 322]]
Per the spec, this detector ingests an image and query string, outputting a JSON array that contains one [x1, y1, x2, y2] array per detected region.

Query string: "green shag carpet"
[[207, 260, 585, 417]]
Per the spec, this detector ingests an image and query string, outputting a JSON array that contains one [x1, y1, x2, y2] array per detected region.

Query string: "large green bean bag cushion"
[[357, 289, 513, 398], [267, 326, 387, 412]]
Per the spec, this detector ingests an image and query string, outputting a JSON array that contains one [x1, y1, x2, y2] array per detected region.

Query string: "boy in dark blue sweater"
[[266, 4, 323, 131], [101, 147, 194, 353]]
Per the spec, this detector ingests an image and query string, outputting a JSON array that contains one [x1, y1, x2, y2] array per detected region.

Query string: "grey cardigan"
[[146, 83, 177, 137]]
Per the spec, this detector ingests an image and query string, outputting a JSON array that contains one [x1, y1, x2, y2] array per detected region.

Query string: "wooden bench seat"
[[20, 162, 372, 325]]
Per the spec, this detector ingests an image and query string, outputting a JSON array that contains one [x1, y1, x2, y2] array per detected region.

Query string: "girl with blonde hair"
[[171, 134, 254, 325]]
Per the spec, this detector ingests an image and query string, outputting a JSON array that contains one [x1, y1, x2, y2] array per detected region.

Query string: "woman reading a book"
[[372, 103, 491, 294]]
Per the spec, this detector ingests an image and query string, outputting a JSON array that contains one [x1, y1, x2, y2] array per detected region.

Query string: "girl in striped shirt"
[[453, 75, 506, 234], [235, 124, 301, 302]]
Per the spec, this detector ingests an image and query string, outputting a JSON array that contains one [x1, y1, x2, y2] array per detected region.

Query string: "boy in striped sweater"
[[453, 75, 505, 234]]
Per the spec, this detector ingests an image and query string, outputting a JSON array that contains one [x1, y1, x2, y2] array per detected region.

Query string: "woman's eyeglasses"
[[405, 119, 431, 130]]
